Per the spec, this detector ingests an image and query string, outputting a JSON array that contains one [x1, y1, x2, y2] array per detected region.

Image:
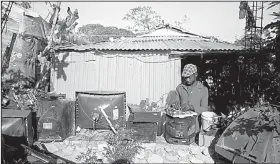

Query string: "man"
[[175, 63, 209, 114]]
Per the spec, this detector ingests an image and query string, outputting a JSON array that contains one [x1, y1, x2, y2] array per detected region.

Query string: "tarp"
[[2, 3, 51, 85]]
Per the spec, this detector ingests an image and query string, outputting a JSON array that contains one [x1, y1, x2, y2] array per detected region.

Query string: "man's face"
[[183, 73, 197, 86]]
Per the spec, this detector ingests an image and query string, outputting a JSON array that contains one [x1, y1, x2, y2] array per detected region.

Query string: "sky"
[[31, 2, 279, 43]]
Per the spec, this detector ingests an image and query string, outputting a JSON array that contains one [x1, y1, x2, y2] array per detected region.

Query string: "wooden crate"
[[126, 121, 157, 143]]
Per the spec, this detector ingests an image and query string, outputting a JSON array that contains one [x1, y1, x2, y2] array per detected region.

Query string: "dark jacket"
[[175, 81, 209, 114]]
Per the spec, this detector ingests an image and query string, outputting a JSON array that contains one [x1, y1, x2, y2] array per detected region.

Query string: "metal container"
[[164, 113, 197, 145], [75, 91, 126, 130]]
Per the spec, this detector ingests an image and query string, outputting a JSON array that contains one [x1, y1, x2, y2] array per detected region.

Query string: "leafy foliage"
[[103, 123, 143, 163], [77, 24, 136, 43], [75, 119, 143, 164], [14, 2, 32, 9], [123, 6, 164, 33], [76, 148, 101, 164]]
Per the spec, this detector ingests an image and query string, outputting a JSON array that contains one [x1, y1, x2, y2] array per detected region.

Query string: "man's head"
[[182, 64, 198, 86]]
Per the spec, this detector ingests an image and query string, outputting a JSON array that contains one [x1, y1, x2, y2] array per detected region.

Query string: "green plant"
[[76, 148, 102, 164], [257, 104, 280, 134], [103, 127, 143, 163]]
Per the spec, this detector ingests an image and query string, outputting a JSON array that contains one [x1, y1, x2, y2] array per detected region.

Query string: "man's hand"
[[171, 102, 180, 110], [182, 104, 195, 112]]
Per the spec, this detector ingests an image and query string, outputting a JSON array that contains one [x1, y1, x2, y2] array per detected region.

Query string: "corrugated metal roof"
[[54, 36, 244, 51]]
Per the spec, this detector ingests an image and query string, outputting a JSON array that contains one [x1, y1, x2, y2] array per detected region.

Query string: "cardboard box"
[[2, 109, 33, 146]]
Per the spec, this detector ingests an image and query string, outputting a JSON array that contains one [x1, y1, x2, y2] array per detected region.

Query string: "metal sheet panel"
[[51, 50, 181, 106], [54, 36, 244, 51]]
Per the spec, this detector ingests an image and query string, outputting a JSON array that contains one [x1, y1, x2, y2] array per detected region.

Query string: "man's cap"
[[182, 64, 197, 77]]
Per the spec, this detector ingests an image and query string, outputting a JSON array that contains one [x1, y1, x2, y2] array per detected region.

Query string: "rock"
[[179, 156, 191, 163], [98, 143, 107, 151], [201, 156, 215, 164], [164, 147, 174, 153], [147, 154, 164, 163], [190, 146, 201, 155], [190, 157, 204, 163], [138, 159, 148, 163], [178, 150, 187, 157], [57, 159, 66, 164], [202, 148, 210, 156], [165, 154, 179, 162], [64, 140, 70, 146], [135, 150, 146, 159], [202, 148, 214, 156]]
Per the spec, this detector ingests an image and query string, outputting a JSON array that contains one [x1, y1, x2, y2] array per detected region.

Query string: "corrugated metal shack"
[[51, 25, 244, 105]]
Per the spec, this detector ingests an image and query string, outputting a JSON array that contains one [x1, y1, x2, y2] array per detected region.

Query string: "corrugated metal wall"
[[51, 50, 182, 105]]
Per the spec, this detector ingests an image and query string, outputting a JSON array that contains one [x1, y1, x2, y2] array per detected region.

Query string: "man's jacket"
[[175, 81, 209, 114]]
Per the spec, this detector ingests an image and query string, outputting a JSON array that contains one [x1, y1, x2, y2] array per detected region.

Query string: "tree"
[[77, 24, 135, 43], [234, 30, 264, 49], [263, 2, 280, 72], [14, 2, 32, 9], [123, 6, 164, 33], [173, 15, 189, 30]]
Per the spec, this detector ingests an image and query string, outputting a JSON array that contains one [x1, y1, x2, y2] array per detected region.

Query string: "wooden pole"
[[35, 2, 61, 90], [1, 33, 17, 74]]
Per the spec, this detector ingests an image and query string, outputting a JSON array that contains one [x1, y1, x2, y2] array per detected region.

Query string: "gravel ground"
[[41, 129, 231, 163]]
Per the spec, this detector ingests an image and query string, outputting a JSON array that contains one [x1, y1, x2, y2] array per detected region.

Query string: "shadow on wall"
[[54, 52, 70, 81]]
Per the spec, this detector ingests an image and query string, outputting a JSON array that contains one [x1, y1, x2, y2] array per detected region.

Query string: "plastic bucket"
[[201, 112, 218, 131]]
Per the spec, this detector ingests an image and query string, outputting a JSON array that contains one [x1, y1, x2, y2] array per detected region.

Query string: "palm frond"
[[267, 1, 280, 10], [264, 20, 280, 30]]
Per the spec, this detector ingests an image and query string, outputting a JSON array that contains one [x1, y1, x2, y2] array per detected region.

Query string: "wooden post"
[[35, 2, 61, 90], [1, 33, 17, 74]]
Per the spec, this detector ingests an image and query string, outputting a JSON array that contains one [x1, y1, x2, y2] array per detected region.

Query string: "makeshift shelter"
[[51, 25, 244, 106], [1, 2, 50, 85]]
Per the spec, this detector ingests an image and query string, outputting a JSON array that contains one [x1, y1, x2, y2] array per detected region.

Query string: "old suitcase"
[[76, 91, 126, 130], [126, 113, 159, 142], [37, 98, 75, 142], [127, 107, 163, 136], [2, 109, 34, 146]]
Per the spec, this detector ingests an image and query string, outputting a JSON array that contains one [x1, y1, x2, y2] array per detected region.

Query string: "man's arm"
[[193, 87, 209, 114]]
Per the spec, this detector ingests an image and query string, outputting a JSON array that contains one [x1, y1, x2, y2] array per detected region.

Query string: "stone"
[[135, 150, 146, 159], [147, 154, 164, 163], [165, 154, 179, 162], [202, 147, 214, 156], [64, 140, 70, 146], [201, 156, 215, 164], [138, 159, 148, 163], [190, 146, 201, 155], [179, 156, 191, 163], [178, 150, 187, 157], [190, 157, 204, 163], [164, 147, 174, 153], [98, 143, 107, 151]]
